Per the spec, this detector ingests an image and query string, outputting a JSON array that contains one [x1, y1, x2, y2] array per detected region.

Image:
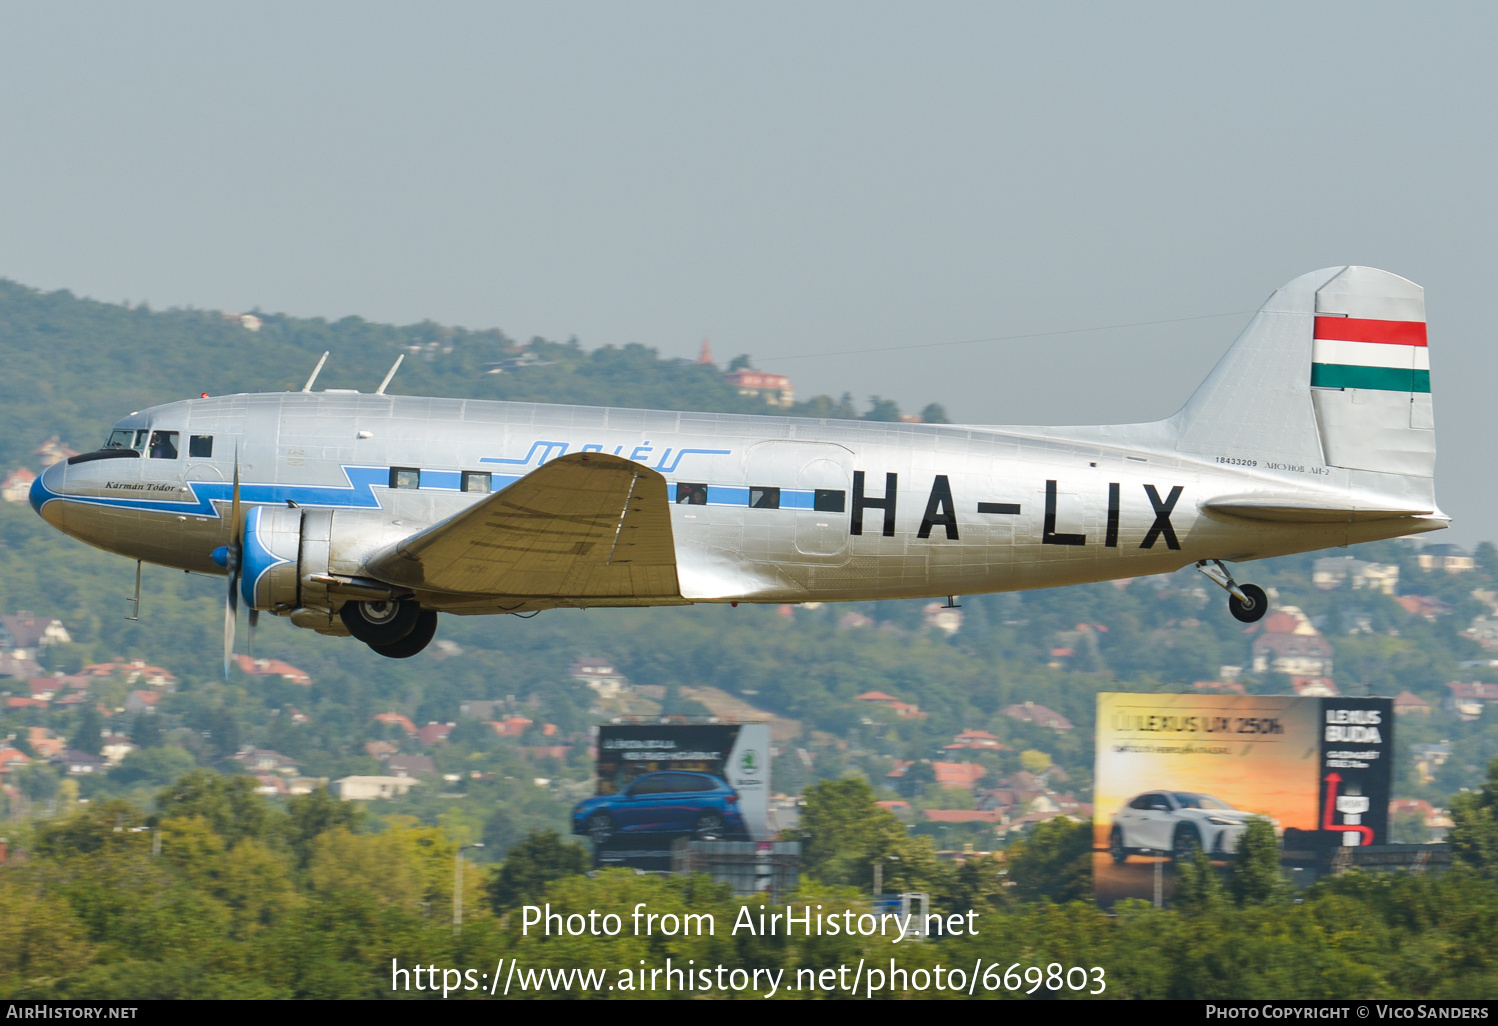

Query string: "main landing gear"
[[1196, 559, 1267, 624], [339, 599, 438, 658]]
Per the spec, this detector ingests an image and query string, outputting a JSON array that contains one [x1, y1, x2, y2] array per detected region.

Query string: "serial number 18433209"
[[1214, 456, 1258, 467]]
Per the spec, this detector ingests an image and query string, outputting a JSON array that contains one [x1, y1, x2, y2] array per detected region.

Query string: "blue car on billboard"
[[572, 771, 746, 844]]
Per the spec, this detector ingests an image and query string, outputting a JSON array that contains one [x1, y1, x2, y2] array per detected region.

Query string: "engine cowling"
[[239, 506, 418, 631]]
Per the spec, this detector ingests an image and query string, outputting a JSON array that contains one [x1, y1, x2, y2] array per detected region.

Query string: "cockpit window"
[[148, 431, 179, 459], [133, 430, 148, 452], [189, 435, 213, 458], [105, 430, 134, 450]]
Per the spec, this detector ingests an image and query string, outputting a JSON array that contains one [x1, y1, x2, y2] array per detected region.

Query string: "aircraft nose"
[[30, 461, 65, 518]]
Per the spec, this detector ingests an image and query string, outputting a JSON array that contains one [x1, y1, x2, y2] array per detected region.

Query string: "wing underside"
[[365, 452, 681, 599]]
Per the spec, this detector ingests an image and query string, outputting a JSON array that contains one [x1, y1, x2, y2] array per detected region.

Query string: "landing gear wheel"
[[693, 813, 727, 841], [1229, 583, 1268, 624], [340, 599, 419, 646], [1110, 827, 1129, 864], [369, 609, 438, 659]]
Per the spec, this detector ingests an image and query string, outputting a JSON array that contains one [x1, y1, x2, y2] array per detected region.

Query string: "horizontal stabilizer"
[[366, 452, 681, 599], [1200, 496, 1434, 524]]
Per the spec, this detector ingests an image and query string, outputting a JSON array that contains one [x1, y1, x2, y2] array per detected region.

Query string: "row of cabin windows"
[[389, 468, 493, 493], [105, 430, 212, 460], [675, 483, 846, 512], [94, 444, 840, 511]]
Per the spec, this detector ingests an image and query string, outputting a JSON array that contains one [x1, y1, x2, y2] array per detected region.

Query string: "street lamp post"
[[454, 843, 485, 936], [873, 854, 900, 897]]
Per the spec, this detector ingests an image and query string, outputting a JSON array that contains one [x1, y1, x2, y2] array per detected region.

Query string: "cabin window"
[[749, 486, 781, 509], [813, 489, 846, 513], [132, 430, 149, 451], [105, 430, 134, 450], [390, 467, 421, 489], [189, 435, 213, 458], [676, 483, 708, 505], [461, 471, 492, 493], [148, 431, 179, 459]]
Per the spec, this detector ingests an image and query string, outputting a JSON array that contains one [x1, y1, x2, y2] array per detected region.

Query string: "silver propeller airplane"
[[31, 266, 1445, 667]]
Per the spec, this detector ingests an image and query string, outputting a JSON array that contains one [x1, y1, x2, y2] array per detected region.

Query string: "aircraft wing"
[[365, 452, 681, 599]]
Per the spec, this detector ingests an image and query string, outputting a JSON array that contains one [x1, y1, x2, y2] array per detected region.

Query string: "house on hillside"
[[855, 691, 926, 720], [0, 614, 72, 657], [1000, 701, 1073, 731], [233, 655, 312, 685], [923, 603, 964, 636], [85, 659, 176, 689], [943, 729, 1010, 752], [0, 469, 36, 503], [1312, 556, 1400, 594], [1446, 682, 1498, 721], [1393, 691, 1432, 717], [1251, 608, 1334, 678], [932, 762, 987, 790], [416, 722, 455, 746], [1290, 676, 1338, 697], [386, 754, 437, 779], [333, 776, 421, 800], [569, 657, 629, 698], [232, 749, 300, 776], [722, 368, 794, 407], [373, 712, 419, 736], [1192, 680, 1247, 695], [34, 437, 78, 467], [1398, 595, 1452, 621], [1418, 544, 1475, 573]]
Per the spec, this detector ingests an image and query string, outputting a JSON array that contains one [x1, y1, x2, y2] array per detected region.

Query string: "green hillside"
[[0, 279, 926, 474]]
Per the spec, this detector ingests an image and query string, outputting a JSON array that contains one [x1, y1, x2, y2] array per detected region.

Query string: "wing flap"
[[366, 452, 681, 598]]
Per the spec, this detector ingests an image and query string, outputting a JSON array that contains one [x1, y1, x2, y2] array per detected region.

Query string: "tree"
[[728, 354, 752, 371], [1475, 541, 1498, 578], [285, 788, 363, 869], [919, 402, 950, 424], [863, 396, 903, 422], [1450, 757, 1498, 875], [1005, 816, 1092, 903], [1229, 817, 1288, 906], [130, 711, 161, 750], [1172, 850, 1225, 914], [485, 829, 589, 911], [71, 704, 104, 756], [154, 771, 275, 849], [795, 777, 900, 885]]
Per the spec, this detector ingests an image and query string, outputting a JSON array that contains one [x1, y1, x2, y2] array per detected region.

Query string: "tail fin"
[[1175, 266, 1435, 480]]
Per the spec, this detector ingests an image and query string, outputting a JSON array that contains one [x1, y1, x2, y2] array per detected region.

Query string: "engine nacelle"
[[240, 506, 418, 624]]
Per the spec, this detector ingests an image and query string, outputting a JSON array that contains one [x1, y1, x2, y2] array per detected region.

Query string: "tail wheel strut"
[[1196, 559, 1268, 624]]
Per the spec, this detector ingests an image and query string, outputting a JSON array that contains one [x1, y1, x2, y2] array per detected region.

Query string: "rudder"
[[1174, 265, 1435, 480]]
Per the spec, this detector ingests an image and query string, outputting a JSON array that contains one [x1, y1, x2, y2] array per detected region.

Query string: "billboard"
[[1093, 692, 1392, 905], [573, 722, 772, 869]]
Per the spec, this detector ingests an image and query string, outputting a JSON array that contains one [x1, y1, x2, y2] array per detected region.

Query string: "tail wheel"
[[340, 599, 419, 646], [1229, 583, 1268, 624], [369, 610, 438, 659]]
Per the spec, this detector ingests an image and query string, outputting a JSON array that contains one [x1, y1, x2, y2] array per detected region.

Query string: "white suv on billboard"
[[1109, 791, 1265, 862]]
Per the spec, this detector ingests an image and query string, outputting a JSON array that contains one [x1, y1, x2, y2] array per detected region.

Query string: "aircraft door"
[[742, 441, 852, 565]]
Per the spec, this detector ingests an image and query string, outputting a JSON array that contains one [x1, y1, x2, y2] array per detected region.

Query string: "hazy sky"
[[4, 3, 1496, 543]]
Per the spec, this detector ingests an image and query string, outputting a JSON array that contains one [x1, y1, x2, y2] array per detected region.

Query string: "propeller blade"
[[248, 608, 259, 655], [224, 449, 244, 679], [224, 596, 236, 679]]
